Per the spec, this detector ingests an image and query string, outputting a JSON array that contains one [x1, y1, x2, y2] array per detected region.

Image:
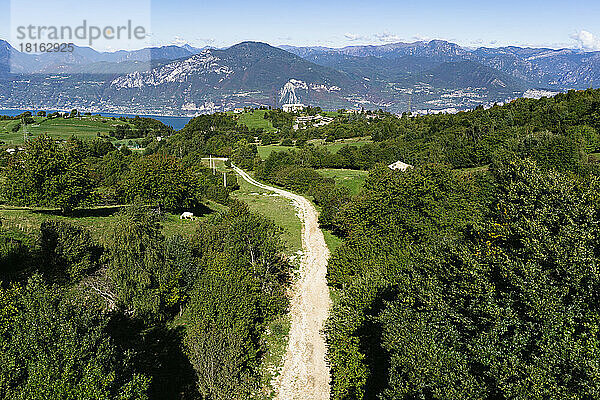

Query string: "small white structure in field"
[[180, 212, 195, 220], [388, 161, 413, 172]]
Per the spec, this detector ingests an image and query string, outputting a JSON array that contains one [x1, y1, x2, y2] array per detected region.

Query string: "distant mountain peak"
[[1, 38, 600, 115]]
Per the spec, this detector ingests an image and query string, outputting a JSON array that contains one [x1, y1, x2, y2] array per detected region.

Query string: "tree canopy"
[[2, 135, 94, 214], [326, 159, 600, 400]]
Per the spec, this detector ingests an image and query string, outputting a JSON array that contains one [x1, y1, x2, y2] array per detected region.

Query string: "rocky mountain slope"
[[0, 39, 597, 115]]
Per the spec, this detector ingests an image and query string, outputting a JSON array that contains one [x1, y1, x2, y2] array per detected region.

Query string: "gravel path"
[[231, 164, 331, 400]]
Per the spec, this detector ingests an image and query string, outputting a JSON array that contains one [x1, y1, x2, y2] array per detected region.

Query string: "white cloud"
[[411, 35, 431, 42], [373, 32, 402, 43], [571, 30, 600, 51], [172, 35, 188, 46], [195, 37, 216, 45], [344, 32, 403, 43], [344, 32, 366, 41]]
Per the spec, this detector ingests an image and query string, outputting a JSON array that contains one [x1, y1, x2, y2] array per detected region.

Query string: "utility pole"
[[22, 116, 28, 142], [223, 172, 227, 188]]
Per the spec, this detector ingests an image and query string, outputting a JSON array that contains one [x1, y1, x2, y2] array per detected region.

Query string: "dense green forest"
[[320, 90, 600, 399], [2, 89, 600, 399], [326, 160, 600, 399], [0, 128, 286, 398]]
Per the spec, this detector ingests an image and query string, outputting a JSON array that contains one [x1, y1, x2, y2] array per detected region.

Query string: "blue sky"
[[2, 0, 599, 51]]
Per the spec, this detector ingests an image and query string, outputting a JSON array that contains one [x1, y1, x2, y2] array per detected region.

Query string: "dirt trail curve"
[[231, 164, 331, 400]]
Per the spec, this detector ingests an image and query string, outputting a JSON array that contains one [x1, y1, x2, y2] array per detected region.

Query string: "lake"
[[0, 109, 193, 131]]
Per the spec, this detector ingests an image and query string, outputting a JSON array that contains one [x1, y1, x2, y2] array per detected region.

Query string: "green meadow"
[[236, 110, 276, 132], [0, 115, 134, 145], [257, 137, 373, 159], [319, 168, 369, 195]]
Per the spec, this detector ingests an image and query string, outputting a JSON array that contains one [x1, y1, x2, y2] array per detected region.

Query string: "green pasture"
[[258, 137, 372, 159], [319, 168, 369, 195], [235, 110, 276, 132], [0, 115, 133, 145]]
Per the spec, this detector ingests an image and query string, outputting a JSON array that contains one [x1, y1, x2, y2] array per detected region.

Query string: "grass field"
[[230, 110, 276, 133], [202, 158, 303, 255], [0, 201, 226, 245], [257, 145, 295, 159], [0, 115, 133, 145], [322, 229, 343, 253], [320, 168, 369, 195], [0, 206, 123, 244], [231, 173, 303, 255], [257, 137, 372, 159]]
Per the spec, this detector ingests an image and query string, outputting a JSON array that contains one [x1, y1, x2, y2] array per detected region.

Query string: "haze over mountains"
[[0, 38, 598, 115]]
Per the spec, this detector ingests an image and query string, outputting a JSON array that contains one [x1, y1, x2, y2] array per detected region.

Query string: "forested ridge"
[[1, 89, 600, 399]]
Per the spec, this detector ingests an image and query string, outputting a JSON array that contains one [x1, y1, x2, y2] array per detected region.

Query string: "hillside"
[[3, 87, 600, 400]]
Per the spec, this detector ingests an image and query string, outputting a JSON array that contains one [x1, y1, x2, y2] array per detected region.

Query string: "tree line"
[[1, 134, 237, 214]]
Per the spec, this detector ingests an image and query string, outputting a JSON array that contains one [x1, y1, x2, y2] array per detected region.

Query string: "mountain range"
[[0, 39, 597, 115]]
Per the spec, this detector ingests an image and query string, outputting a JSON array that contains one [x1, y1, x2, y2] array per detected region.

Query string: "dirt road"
[[231, 164, 331, 400]]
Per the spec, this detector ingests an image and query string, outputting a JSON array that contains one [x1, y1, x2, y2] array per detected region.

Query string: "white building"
[[283, 103, 306, 113], [293, 115, 334, 130], [388, 161, 413, 172]]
